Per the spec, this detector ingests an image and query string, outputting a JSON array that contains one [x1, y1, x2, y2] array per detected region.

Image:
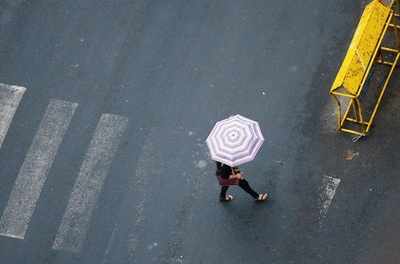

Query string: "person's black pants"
[[220, 179, 259, 199]]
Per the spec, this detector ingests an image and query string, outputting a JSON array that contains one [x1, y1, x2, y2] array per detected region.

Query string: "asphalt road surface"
[[1, 1, 400, 264]]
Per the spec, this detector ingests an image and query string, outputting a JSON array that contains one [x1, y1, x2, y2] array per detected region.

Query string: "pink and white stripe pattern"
[[206, 115, 264, 167]]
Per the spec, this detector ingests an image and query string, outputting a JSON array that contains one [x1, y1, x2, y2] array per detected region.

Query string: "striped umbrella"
[[206, 114, 264, 167]]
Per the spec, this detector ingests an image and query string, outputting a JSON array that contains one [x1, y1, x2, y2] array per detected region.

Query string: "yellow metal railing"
[[330, 0, 400, 136]]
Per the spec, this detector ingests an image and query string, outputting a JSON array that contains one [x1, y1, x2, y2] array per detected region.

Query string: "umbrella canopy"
[[206, 114, 264, 167]]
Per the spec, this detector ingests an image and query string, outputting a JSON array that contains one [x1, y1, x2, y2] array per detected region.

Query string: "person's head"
[[216, 161, 232, 177]]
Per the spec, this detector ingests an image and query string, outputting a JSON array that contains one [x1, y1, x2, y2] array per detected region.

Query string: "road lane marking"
[[101, 129, 157, 264], [127, 129, 159, 259], [0, 83, 26, 149], [0, 99, 78, 239], [101, 225, 118, 264], [320, 175, 341, 218], [53, 114, 128, 252]]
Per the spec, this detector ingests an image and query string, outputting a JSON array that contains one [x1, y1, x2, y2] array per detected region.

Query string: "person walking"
[[206, 115, 268, 202], [216, 162, 268, 202]]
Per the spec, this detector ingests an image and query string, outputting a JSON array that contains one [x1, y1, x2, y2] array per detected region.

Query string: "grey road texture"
[[1, 1, 400, 264]]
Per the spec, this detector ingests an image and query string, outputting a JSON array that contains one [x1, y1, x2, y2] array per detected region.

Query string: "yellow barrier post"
[[330, 0, 400, 136]]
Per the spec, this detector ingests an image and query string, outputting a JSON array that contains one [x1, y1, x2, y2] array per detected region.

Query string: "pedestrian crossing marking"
[[0, 83, 26, 149], [320, 175, 341, 219], [53, 113, 128, 252], [0, 99, 78, 239]]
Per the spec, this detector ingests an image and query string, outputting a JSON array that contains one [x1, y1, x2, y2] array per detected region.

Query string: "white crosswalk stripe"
[[53, 113, 128, 252], [320, 175, 341, 219], [0, 99, 78, 239], [0, 83, 26, 149]]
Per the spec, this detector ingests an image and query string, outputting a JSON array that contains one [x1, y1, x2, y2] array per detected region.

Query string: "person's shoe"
[[256, 193, 268, 202], [220, 194, 234, 202]]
